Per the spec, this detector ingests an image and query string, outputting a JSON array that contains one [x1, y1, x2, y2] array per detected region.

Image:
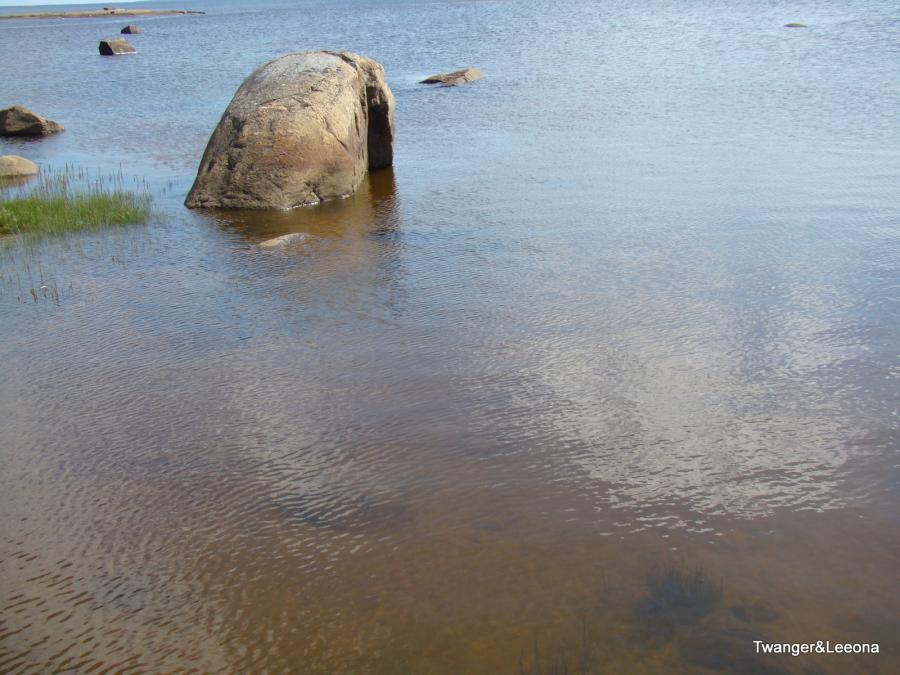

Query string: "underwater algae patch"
[[634, 564, 723, 633]]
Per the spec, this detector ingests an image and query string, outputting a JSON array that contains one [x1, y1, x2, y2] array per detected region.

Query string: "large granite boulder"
[[420, 67, 483, 86], [121, 24, 142, 34], [0, 105, 64, 136], [0, 155, 39, 178], [185, 51, 394, 210], [99, 38, 136, 55]]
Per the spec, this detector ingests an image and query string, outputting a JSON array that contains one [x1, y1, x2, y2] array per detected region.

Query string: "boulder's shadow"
[[199, 167, 399, 244]]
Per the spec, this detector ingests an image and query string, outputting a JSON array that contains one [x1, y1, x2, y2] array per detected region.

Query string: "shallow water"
[[1, 0, 899, 672]]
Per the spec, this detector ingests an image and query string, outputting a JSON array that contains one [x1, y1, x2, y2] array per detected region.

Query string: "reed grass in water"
[[0, 165, 152, 239]]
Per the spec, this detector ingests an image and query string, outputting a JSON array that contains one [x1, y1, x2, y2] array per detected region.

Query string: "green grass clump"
[[0, 166, 152, 239]]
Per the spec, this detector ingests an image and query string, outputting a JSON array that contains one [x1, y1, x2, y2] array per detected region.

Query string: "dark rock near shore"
[[420, 67, 483, 86], [99, 38, 136, 55], [0, 105, 64, 136], [185, 51, 395, 210], [121, 24, 141, 34]]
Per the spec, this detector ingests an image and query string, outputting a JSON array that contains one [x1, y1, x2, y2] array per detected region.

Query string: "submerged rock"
[[784, 22, 807, 28], [99, 38, 136, 55], [185, 51, 395, 210], [420, 67, 483, 86], [0, 105, 64, 136], [258, 232, 308, 248], [0, 155, 39, 177], [120, 24, 141, 34]]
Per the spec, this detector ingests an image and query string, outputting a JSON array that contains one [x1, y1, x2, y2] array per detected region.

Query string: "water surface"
[[1, 0, 899, 672]]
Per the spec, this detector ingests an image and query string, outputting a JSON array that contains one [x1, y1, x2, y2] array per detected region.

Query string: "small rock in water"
[[99, 38, 136, 55], [259, 233, 308, 249], [121, 24, 142, 34], [420, 67, 483, 86], [0, 105, 64, 136], [784, 22, 807, 28], [0, 155, 39, 178]]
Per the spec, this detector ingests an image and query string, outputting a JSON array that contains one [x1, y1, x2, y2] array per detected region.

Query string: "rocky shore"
[[0, 8, 203, 20]]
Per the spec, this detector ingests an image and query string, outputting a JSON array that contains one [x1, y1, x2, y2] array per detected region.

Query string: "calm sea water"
[[1, 0, 899, 672]]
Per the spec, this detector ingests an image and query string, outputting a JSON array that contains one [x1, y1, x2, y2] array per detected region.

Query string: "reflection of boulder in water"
[[634, 565, 722, 635], [272, 489, 413, 533], [209, 167, 399, 246]]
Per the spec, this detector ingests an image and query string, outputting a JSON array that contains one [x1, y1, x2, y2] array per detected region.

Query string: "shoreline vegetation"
[[0, 166, 152, 240], [0, 8, 204, 20]]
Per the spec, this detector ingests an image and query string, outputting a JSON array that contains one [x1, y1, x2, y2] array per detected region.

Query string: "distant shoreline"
[[0, 8, 204, 20]]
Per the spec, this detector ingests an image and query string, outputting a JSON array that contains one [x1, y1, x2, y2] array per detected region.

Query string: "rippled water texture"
[[1, 0, 899, 672]]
